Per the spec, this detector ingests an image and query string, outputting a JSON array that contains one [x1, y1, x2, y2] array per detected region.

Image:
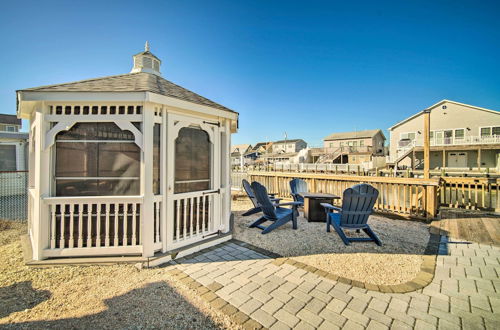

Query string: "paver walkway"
[[169, 239, 499, 329]]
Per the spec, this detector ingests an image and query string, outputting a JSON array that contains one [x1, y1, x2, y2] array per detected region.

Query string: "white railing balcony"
[[412, 135, 500, 147]]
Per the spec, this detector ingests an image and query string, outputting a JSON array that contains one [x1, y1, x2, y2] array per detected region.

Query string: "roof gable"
[[389, 100, 499, 131], [18, 72, 235, 113], [324, 129, 384, 141], [231, 144, 251, 153]]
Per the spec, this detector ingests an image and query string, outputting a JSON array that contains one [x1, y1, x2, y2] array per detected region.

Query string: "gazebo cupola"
[[130, 41, 162, 76]]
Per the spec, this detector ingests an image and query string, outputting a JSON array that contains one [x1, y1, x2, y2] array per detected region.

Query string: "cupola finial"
[[145, 41, 150, 52]]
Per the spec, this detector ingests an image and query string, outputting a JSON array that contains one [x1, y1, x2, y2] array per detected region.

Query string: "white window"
[[400, 132, 416, 140], [0, 145, 16, 170], [454, 129, 465, 140], [481, 126, 500, 136], [6, 125, 16, 132]]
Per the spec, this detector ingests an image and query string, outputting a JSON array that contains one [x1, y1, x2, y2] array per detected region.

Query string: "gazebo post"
[[32, 107, 51, 260], [142, 103, 155, 257], [221, 119, 231, 230], [161, 107, 168, 253]]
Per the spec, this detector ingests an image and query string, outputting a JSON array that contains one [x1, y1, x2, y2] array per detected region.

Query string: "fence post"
[[425, 184, 439, 220]]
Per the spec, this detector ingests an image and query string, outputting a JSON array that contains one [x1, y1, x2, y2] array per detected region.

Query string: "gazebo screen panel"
[[55, 122, 140, 196], [174, 127, 211, 193]]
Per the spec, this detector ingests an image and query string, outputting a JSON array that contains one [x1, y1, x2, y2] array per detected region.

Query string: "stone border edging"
[[231, 233, 441, 294], [166, 268, 265, 330]]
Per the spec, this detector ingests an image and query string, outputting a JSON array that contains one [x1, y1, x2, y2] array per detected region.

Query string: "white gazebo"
[[17, 43, 238, 264]]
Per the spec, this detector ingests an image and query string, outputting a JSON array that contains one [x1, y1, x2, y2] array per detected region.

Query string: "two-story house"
[[271, 139, 307, 153], [389, 100, 500, 171], [317, 129, 386, 165], [0, 113, 28, 171], [231, 144, 252, 167], [262, 139, 307, 164], [244, 141, 272, 163]]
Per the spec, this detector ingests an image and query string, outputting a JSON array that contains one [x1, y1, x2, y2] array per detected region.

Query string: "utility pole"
[[423, 109, 431, 179]]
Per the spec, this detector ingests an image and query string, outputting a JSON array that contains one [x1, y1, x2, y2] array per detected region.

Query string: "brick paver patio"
[[168, 239, 499, 329]]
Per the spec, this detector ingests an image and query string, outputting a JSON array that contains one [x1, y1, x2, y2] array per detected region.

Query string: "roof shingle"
[[324, 129, 384, 141], [19, 72, 235, 113], [0, 114, 21, 125]]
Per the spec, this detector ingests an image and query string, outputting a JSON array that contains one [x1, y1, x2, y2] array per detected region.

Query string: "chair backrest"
[[289, 178, 307, 202], [242, 179, 259, 208], [251, 181, 277, 220], [340, 184, 379, 226]]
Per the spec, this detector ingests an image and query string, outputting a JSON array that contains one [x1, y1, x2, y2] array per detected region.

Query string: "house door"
[[166, 114, 222, 250], [448, 152, 468, 168], [435, 131, 444, 145]]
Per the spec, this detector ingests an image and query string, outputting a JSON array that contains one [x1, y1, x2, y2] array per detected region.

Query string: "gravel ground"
[[232, 198, 430, 285], [0, 220, 240, 329]]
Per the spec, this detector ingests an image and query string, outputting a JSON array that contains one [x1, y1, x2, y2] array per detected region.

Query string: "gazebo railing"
[[43, 196, 144, 257], [153, 195, 163, 251], [171, 190, 218, 249]]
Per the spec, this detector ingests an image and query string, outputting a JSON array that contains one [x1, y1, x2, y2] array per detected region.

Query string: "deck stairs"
[[315, 147, 342, 164]]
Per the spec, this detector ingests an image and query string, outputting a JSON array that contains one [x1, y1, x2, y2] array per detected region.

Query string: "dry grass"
[[232, 198, 430, 285], [0, 220, 240, 329]]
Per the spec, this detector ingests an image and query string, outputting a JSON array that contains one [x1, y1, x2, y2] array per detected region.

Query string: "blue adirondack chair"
[[321, 184, 382, 246], [241, 179, 280, 216], [289, 178, 308, 205], [249, 181, 302, 234]]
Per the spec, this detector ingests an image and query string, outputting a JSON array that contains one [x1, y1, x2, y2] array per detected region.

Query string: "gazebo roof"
[[18, 72, 235, 113]]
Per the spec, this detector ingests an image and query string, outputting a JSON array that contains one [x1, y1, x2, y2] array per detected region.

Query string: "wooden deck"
[[430, 209, 500, 246]]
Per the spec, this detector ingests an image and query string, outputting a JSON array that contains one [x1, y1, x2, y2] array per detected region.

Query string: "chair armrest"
[[270, 198, 282, 202], [277, 201, 303, 207], [320, 203, 341, 212]]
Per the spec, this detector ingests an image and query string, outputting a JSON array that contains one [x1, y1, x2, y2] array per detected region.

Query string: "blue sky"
[[1, 0, 499, 145]]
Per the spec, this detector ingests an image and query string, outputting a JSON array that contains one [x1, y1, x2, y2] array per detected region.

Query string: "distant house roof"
[[18, 72, 236, 114], [262, 152, 298, 158], [389, 99, 500, 131], [253, 142, 271, 149], [324, 129, 384, 141], [0, 132, 28, 140], [0, 114, 21, 125], [273, 139, 305, 144], [248, 142, 272, 153], [231, 144, 251, 154]]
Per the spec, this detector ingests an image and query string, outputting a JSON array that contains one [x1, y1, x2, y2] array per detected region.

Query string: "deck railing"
[[439, 177, 499, 211], [43, 196, 144, 256], [247, 171, 440, 219]]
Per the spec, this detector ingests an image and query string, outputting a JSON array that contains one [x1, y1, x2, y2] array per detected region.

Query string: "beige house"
[[271, 139, 307, 154], [389, 100, 500, 171], [230, 144, 252, 167], [0, 114, 28, 171], [316, 129, 386, 164]]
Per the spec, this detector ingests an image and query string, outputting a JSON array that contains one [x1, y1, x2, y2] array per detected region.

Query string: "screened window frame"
[[173, 125, 213, 194], [52, 121, 142, 197]]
